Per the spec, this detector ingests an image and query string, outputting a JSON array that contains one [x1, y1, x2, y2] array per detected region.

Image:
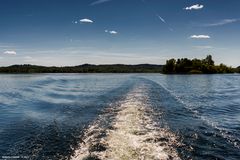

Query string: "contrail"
[[156, 14, 174, 31], [141, 0, 174, 31], [157, 15, 166, 23]]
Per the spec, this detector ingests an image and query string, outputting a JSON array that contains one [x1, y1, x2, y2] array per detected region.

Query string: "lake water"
[[0, 74, 239, 159]]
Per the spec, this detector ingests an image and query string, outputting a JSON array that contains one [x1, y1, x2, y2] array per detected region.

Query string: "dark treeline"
[[0, 64, 163, 73], [237, 66, 240, 73], [163, 55, 236, 74]]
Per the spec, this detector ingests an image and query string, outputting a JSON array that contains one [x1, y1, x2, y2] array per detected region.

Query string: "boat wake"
[[71, 84, 181, 160]]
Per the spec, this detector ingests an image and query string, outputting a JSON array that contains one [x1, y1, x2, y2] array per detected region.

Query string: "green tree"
[[164, 59, 176, 73], [203, 55, 214, 66]]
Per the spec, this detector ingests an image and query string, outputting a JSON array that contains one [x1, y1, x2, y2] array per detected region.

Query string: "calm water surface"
[[0, 74, 239, 159]]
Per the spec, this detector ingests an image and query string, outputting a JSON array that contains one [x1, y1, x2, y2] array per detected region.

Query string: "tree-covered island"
[[163, 55, 236, 74]]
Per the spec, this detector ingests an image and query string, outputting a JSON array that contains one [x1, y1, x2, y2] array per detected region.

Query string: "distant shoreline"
[[0, 64, 164, 73], [0, 63, 239, 74]]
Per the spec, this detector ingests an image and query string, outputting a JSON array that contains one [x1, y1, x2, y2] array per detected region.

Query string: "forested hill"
[[0, 64, 163, 73]]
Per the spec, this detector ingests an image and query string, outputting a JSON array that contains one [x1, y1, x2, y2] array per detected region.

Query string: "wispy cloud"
[[190, 35, 210, 39], [193, 46, 228, 50], [193, 46, 213, 49], [16, 47, 168, 66], [24, 56, 33, 59], [204, 19, 239, 27], [0, 43, 16, 48], [80, 18, 94, 23], [184, 4, 204, 10], [3, 50, 17, 55], [105, 30, 118, 35], [0, 45, 14, 48], [23, 56, 36, 62], [90, 0, 111, 6]]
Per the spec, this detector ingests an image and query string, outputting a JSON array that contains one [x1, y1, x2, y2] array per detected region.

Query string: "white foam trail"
[[72, 85, 181, 160]]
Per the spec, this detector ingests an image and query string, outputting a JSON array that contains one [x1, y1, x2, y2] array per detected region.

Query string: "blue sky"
[[0, 0, 240, 66]]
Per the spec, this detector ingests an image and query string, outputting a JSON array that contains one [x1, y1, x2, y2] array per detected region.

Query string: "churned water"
[[0, 74, 239, 159]]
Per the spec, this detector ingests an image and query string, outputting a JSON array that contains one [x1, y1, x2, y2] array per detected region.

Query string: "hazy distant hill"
[[0, 64, 163, 73]]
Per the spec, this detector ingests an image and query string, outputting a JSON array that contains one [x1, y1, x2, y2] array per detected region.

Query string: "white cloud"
[[204, 19, 239, 27], [90, 0, 111, 6], [190, 35, 210, 39], [105, 30, 118, 35], [184, 4, 204, 10], [109, 31, 118, 34], [3, 50, 17, 55], [157, 15, 166, 23], [80, 18, 93, 23]]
